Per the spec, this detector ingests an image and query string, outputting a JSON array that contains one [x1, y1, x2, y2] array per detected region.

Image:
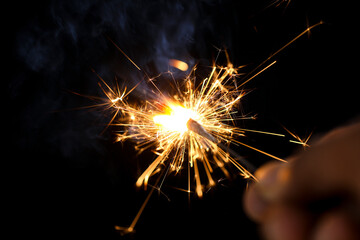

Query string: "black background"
[[7, 0, 359, 239]]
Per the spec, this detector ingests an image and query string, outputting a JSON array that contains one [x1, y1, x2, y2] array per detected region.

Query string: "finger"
[[281, 123, 360, 204], [255, 160, 290, 202], [313, 211, 359, 240], [243, 182, 268, 222], [243, 161, 286, 222], [262, 205, 311, 240]]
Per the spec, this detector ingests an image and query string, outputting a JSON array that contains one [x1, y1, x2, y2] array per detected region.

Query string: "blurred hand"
[[244, 122, 360, 240]]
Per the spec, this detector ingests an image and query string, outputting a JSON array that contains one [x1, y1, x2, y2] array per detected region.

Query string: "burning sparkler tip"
[[186, 118, 218, 143]]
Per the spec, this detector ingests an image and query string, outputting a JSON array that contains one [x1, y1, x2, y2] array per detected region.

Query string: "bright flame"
[[153, 104, 197, 133]]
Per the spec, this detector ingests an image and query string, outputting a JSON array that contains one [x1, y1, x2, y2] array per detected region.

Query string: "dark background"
[[7, 0, 359, 239]]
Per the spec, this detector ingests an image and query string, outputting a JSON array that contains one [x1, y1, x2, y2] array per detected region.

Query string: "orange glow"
[[169, 59, 189, 71]]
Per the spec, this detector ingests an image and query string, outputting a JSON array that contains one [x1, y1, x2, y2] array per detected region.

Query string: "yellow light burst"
[[99, 57, 285, 235], [85, 22, 322, 234], [109, 60, 261, 198]]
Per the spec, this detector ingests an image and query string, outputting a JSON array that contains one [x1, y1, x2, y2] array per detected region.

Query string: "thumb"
[[281, 122, 360, 205]]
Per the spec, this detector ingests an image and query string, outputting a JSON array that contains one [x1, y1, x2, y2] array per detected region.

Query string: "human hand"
[[243, 122, 360, 240]]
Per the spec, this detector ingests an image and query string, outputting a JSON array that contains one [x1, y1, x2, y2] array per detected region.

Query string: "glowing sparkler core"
[[153, 104, 198, 134]]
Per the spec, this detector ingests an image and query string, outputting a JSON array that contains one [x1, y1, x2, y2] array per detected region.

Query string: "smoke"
[[12, 0, 239, 160], [17, 1, 218, 75]]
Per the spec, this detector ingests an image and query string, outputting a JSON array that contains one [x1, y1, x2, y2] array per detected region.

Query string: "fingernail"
[[255, 163, 288, 201]]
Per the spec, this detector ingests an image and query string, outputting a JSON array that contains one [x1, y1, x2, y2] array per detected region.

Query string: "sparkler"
[[109, 59, 262, 195], [79, 21, 322, 234], [108, 58, 263, 234]]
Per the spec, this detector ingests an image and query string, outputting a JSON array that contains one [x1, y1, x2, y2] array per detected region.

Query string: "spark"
[[169, 59, 189, 71], [269, 0, 292, 9], [82, 22, 322, 234], [106, 35, 142, 71], [284, 126, 313, 147]]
